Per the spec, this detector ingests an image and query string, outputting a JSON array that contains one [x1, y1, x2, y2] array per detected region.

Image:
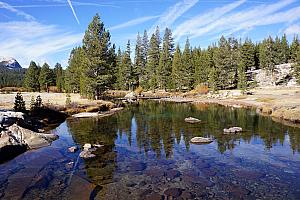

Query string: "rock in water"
[[83, 143, 92, 150], [190, 137, 213, 144], [223, 127, 243, 134], [124, 92, 138, 103], [79, 150, 96, 159], [185, 117, 201, 123]]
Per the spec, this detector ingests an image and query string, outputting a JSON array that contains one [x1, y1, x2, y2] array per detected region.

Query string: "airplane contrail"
[[66, 0, 80, 24]]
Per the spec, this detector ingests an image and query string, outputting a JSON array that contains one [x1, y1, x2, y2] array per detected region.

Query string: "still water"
[[1, 101, 300, 199]]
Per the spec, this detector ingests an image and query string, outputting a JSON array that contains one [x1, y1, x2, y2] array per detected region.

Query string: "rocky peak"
[[0, 57, 22, 69]]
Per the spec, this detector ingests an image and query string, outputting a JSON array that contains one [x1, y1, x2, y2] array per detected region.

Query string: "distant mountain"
[[0, 57, 22, 69]]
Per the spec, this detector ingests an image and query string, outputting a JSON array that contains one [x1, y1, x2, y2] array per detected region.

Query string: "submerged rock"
[[190, 137, 213, 144], [164, 188, 183, 198], [223, 127, 243, 134], [79, 143, 104, 159], [79, 150, 96, 158], [68, 146, 78, 153], [185, 117, 201, 123]]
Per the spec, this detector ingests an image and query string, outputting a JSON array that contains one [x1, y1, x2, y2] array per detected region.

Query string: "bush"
[[194, 84, 209, 94], [134, 86, 143, 96]]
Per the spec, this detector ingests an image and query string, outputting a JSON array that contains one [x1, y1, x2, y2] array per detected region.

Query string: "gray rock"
[[190, 137, 213, 144], [0, 111, 25, 127], [0, 123, 58, 160], [185, 117, 201, 123], [7, 124, 58, 149], [125, 91, 137, 99], [223, 127, 243, 134], [248, 63, 299, 87]]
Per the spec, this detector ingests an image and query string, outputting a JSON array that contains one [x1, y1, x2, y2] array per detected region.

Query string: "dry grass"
[[193, 84, 209, 95], [134, 86, 143, 95], [256, 97, 275, 103], [272, 107, 300, 123], [0, 92, 113, 111]]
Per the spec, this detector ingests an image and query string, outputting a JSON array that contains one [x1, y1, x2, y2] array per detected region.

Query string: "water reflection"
[[66, 101, 300, 199]]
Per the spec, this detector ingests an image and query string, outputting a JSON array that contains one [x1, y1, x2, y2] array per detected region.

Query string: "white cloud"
[[150, 0, 199, 33], [284, 24, 300, 35], [0, 1, 35, 21], [173, 0, 297, 41], [173, 0, 246, 41], [0, 21, 82, 67], [110, 15, 160, 31]]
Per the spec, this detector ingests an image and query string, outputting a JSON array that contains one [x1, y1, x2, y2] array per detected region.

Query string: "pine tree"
[[208, 46, 219, 90], [280, 34, 289, 64], [182, 38, 194, 90], [24, 61, 40, 92], [143, 27, 160, 90], [157, 28, 174, 90], [237, 61, 247, 90], [35, 95, 43, 109], [294, 46, 300, 84], [54, 63, 64, 92], [122, 40, 133, 90], [14, 92, 26, 112], [30, 96, 35, 111], [194, 48, 209, 86], [65, 47, 86, 93], [82, 13, 116, 99], [290, 35, 300, 62], [171, 44, 183, 90], [115, 47, 124, 89], [141, 30, 149, 72], [213, 36, 234, 89], [274, 36, 281, 65], [39, 63, 54, 92], [134, 33, 143, 87], [241, 38, 256, 71], [259, 36, 276, 73]]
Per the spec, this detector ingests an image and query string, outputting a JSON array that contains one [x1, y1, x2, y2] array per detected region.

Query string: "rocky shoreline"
[[0, 111, 59, 163]]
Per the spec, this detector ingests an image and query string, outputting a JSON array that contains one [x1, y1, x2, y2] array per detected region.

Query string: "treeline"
[[5, 14, 299, 98], [23, 62, 64, 92], [64, 14, 300, 99], [0, 67, 26, 88]]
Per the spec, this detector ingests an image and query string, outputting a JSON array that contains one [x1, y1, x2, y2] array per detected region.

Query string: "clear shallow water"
[[1, 101, 300, 199]]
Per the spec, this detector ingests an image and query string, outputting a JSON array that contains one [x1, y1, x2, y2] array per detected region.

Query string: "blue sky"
[[1, 0, 300, 68]]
